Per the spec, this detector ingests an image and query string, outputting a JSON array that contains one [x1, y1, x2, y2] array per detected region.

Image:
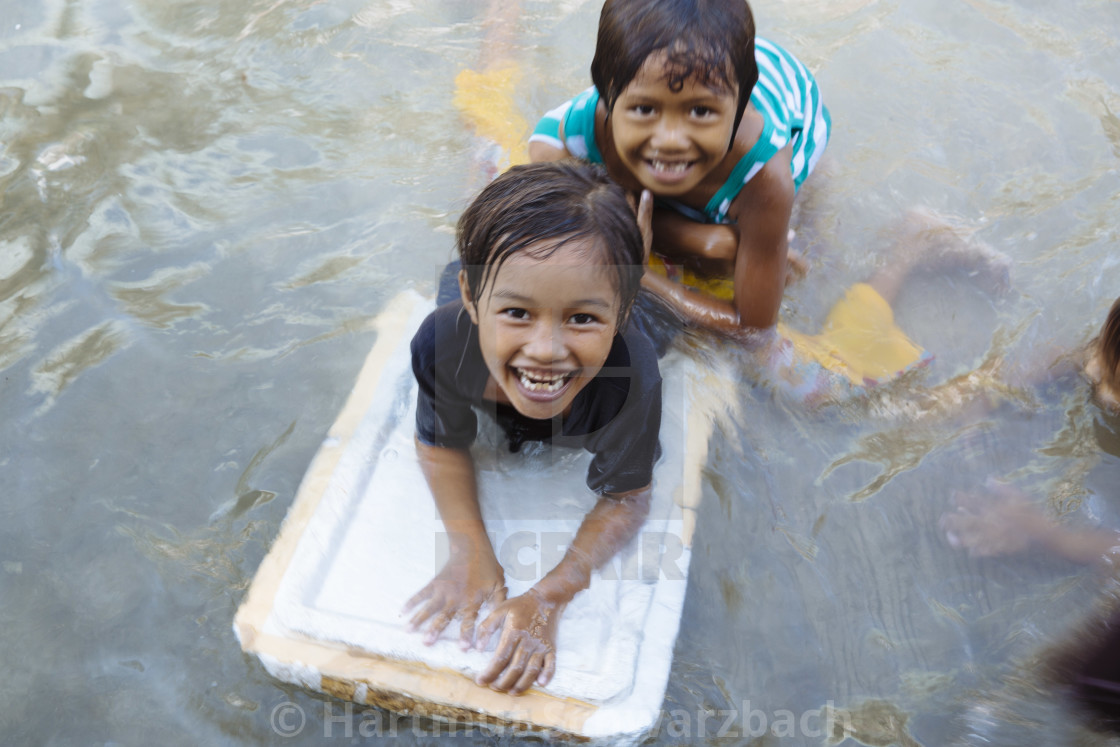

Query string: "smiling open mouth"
[[647, 159, 693, 174], [516, 368, 573, 394]]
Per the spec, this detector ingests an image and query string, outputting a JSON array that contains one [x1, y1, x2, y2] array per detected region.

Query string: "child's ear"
[[458, 269, 479, 324]]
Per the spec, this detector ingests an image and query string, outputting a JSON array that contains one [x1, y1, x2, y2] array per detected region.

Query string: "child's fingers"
[[511, 652, 545, 695], [940, 507, 1022, 558], [489, 636, 531, 692], [475, 623, 517, 686], [402, 582, 434, 613], [940, 514, 987, 554], [407, 595, 443, 631], [469, 587, 510, 650], [491, 584, 508, 605], [949, 488, 985, 514], [458, 605, 481, 651], [638, 188, 652, 221], [939, 511, 968, 547], [637, 189, 653, 261], [786, 248, 808, 282], [474, 605, 506, 652], [422, 607, 455, 645], [537, 652, 556, 686]]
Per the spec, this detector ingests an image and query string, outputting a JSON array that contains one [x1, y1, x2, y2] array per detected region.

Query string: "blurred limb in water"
[[453, 0, 529, 180], [941, 479, 1120, 741]]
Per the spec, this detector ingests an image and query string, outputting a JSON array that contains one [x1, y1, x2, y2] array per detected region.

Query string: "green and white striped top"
[[530, 37, 831, 224]]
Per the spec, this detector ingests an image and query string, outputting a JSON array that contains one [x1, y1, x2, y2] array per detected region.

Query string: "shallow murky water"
[[2, 0, 1119, 745]]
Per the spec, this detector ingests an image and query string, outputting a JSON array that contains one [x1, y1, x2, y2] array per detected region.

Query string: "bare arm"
[[527, 102, 571, 163], [1036, 522, 1120, 566], [528, 139, 570, 162], [474, 486, 652, 694], [633, 190, 747, 335], [650, 207, 739, 265], [942, 482, 1120, 567], [728, 152, 795, 329], [535, 486, 652, 602], [404, 439, 505, 648]]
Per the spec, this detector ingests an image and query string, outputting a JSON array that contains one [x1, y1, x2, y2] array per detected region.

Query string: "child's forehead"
[[497, 239, 615, 274], [487, 239, 620, 288], [630, 49, 738, 96]]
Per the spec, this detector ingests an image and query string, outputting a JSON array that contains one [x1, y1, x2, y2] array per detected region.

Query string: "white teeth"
[[517, 368, 569, 393], [650, 159, 690, 174]]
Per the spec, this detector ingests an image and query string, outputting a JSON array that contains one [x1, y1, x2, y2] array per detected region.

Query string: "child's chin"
[[510, 398, 566, 421]]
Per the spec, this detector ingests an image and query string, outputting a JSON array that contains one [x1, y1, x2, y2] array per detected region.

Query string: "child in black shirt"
[[405, 161, 661, 695]]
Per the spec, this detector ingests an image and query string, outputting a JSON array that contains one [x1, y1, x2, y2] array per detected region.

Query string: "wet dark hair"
[[591, 0, 759, 140], [457, 160, 644, 325], [1100, 297, 1120, 384], [1040, 597, 1120, 736]]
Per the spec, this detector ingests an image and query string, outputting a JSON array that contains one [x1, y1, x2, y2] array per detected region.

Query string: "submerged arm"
[[635, 194, 747, 336], [942, 482, 1120, 567], [640, 268, 744, 334], [1038, 523, 1120, 566]]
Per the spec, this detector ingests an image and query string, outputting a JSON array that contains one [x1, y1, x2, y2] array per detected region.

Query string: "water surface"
[[2, 0, 1119, 744]]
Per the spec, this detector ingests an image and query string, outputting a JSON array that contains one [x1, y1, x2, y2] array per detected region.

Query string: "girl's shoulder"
[[701, 106, 794, 223], [566, 87, 607, 164], [727, 104, 767, 160], [530, 86, 606, 163]]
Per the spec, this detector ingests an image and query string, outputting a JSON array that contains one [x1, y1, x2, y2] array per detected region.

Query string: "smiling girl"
[[530, 0, 830, 333], [405, 160, 662, 695]]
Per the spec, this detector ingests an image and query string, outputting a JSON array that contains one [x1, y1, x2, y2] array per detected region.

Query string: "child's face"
[[610, 51, 739, 197], [461, 239, 622, 420]]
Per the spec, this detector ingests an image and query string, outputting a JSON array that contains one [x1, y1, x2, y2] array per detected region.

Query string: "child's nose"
[[523, 323, 566, 361], [651, 116, 688, 150]]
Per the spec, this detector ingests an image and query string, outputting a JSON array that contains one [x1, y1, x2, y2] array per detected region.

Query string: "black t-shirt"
[[411, 300, 662, 495]]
